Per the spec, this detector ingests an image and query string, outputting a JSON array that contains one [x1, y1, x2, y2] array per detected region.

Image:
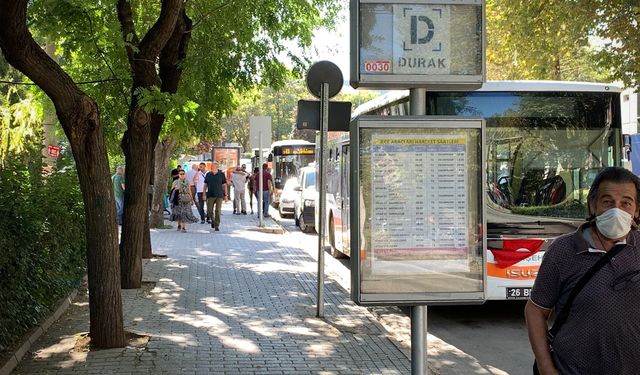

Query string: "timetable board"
[[370, 135, 468, 261], [351, 117, 486, 305]]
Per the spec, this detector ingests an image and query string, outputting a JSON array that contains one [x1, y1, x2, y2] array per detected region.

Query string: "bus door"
[[341, 144, 351, 256]]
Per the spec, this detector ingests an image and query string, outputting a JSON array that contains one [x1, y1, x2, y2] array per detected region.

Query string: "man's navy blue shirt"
[[204, 171, 226, 198]]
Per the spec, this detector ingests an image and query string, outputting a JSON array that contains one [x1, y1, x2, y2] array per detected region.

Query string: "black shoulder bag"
[[533, 243, 626, 375]]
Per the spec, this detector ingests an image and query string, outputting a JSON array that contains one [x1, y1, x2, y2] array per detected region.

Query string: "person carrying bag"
[[526, 167, 640, 375], [532, 243, 626, 375]]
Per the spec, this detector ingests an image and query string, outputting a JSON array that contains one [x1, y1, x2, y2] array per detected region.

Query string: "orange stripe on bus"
[[487, 263, 539, 280]]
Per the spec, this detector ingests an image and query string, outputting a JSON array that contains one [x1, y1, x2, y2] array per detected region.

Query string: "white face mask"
[[596, 208, 634, 239]]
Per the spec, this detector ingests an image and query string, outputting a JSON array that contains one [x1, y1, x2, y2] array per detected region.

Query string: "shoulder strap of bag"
[[548, 242, 626, 341]]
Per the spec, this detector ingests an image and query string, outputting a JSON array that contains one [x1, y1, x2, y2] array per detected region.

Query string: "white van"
[[294, 165, 317, 233]]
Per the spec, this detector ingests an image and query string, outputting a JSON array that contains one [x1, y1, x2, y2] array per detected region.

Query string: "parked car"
[[278, 177, 299, 218], [294, 165, 317, 233]]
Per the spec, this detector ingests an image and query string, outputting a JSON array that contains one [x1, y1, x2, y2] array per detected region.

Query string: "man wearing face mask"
[[526, 167, 640, 375]]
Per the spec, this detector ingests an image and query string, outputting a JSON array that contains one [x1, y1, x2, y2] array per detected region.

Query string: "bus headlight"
[[304, 199, 315, 207]]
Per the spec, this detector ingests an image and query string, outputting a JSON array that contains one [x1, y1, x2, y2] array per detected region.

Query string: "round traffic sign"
[[306, 61, 343, 99]]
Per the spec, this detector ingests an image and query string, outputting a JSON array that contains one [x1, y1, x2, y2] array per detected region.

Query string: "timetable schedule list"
[[370, 137, 469, 258]]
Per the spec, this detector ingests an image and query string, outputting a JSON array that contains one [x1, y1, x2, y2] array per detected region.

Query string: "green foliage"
[[23, 0, 343, 162], [220, 82, 382, 149], [0, 146, 86, 353], [486, 0, 639, 86], [0, 54, 46, 162], [486, 0, 604, 81], [0, 89, 43, 160], [220, 81, 310, 149], [589, 0, 640, 88]]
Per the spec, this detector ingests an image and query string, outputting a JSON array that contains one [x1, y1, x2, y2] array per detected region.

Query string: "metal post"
[[316, 82, 329, 318], [411, 306, 427, 374], [410, 88, 427, 375], [259, 131, 264, 227], [410, 88, 427, 115]]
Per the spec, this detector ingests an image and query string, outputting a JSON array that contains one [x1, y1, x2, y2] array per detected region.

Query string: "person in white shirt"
[[231, 166, 249, 214], [195, 162, 208, 224]]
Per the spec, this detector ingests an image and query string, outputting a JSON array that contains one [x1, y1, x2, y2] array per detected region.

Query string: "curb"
[[0, 288, 79, 375], [248, 226, 286, 234], [248, 216, 286, 234]]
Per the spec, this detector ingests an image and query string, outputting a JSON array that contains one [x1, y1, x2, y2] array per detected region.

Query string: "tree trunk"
[[73, 98, 126, 347], [120, 108, 152, 289], [116, 0, 183, 278], [0, 0, 125, 348], [143, 113, 165, 258], [150, 138, 176, 228]]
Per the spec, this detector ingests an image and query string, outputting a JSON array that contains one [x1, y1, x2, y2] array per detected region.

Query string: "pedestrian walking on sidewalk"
[[253, 163, 273, 218], [248, 166, 258, 214], [231, 166, 248, 214], [203, 162, 228, 231], [168, 164, 183, 220], [195, 162, 208, 224], [112, 166, 125, 225], [170, 170, 198, 232]]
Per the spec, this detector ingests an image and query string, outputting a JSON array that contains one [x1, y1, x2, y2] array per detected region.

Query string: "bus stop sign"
[[350, 0, 486, 89], [306, 61, 343, 99]]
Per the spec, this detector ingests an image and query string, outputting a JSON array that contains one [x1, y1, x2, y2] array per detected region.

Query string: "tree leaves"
[[486, 0, 639, 86]]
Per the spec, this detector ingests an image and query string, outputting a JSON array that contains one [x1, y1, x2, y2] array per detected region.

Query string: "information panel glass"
[[352, 117, 485, 305]]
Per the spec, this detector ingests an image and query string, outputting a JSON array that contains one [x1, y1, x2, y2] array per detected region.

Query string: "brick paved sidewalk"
[[12, 202, 411, 375]]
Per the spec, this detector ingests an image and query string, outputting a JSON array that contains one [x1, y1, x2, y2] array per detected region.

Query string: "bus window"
[[430, 91, 621, 219]]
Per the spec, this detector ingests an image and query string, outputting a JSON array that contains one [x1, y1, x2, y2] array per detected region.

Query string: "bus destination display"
[[370, 134, 469, 272], [281, 147, 315, 155]]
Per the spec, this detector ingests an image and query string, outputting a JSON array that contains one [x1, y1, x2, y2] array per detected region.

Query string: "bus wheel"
[[329, 216, 346, 258]]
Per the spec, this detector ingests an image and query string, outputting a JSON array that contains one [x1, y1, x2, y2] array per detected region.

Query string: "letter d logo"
[[410, 16, 434, 44]]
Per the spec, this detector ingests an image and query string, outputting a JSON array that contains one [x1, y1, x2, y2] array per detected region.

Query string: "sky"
[[309, 6, 350, 79], [298, 3, 354, 92]]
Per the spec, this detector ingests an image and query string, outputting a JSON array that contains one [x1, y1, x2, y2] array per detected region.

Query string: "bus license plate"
[[506, 287, 531, 299]]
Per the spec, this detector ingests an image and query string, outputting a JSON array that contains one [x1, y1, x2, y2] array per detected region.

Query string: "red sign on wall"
[[47, 144, 61, 158]]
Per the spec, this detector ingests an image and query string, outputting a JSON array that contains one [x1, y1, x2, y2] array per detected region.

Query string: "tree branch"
[[0, 78, 120, 85], [159, 8, 192, 94], [138, 0, 183, 60], [116, 0, 140, 65], [0, 0, 85, 119]]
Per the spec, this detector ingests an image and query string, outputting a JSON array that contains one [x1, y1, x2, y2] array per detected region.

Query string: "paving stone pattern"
[[12, 205, 410, 374]]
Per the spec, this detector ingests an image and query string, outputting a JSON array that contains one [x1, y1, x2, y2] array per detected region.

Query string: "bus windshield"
[[271, 142, 315, 189], [428, 91, 621, 219]]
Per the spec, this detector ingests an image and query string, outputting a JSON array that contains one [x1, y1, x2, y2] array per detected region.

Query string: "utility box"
[[350, 0, 485, 89], [350, 116, 486, 305]]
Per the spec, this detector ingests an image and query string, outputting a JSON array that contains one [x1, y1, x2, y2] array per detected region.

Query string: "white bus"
[[321, 81, 624, 300], [268, 140, 315, 207]]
